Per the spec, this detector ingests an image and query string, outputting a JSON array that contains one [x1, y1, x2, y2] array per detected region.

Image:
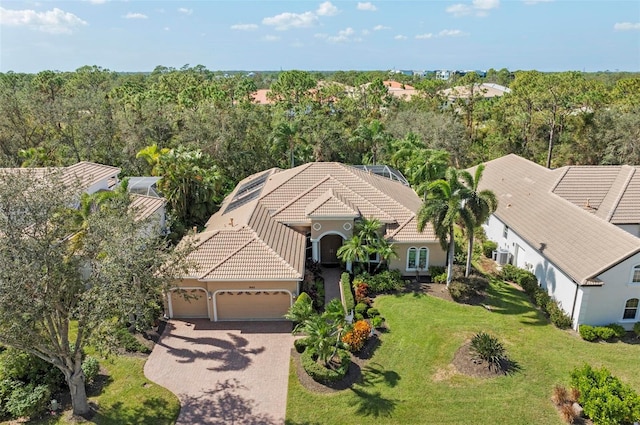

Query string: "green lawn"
[[8, 353, 180, 425], [286, 279, 640, 425]]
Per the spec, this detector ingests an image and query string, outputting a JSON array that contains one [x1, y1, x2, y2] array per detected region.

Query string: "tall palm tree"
[[355, 217, 383, 272], [374, 238, 398, 272], [417, 167, 473, 287], [460, 164, 498, 277]]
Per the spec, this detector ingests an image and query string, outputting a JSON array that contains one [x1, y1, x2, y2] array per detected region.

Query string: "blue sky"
[[1, 0, 639, 73]]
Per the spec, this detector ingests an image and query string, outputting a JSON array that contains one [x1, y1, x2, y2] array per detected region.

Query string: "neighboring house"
[[477, 154, 640, 330], [440, 83, 511, 101], [0, 162, 167, 233], [168, 162, 445, 322]]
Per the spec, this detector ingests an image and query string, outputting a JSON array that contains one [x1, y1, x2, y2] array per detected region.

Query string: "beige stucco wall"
[[310, 219, 354, 240], [388, 242, 447, 275]]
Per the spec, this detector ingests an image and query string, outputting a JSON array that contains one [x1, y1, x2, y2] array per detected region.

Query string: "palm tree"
[[270, 121, 299, 169], [354, 217, 383, 272], [336, 234, 368, 273], [302, 314, 341, 368], [459, 164, 498, 277], [374, 238, 398, 272], [417, 167, 473, 287]]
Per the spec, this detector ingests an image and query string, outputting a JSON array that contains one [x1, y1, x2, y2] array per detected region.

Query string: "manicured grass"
[[286, 279, 640, 424], [10, 353, 179, 425]]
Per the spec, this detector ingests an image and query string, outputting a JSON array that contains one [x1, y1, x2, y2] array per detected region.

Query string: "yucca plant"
[[471, 332, 507, 371]]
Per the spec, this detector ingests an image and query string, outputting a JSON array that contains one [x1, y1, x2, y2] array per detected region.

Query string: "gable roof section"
[[305, 189, 360, 218], [130, 194, 165, 222], [387, 214, 436, 242], [479, 154, 640, 285], [610, 169, 640, 224], [0, 162, 120, 193]]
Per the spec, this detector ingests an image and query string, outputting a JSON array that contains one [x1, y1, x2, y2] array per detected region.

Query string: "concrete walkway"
[[322, 266, 343, 308], [144, 320, 293, 425]]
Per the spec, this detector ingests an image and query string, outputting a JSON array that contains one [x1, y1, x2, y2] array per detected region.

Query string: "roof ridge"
[[549, 166, 569, 193], [331, 177, 395, 222], [606, 166, 636, 222], [341, 164, 413, 217], [272, 174, 332, 215]]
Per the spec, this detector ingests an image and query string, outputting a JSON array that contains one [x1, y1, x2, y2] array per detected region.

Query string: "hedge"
[[340, 272, 355, 312]]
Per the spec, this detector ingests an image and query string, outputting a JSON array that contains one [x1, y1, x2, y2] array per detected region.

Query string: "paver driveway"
[[144, 319, 294, 425]]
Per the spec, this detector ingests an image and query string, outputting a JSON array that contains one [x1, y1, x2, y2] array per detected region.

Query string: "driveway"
[[144, 319, 294, 425]]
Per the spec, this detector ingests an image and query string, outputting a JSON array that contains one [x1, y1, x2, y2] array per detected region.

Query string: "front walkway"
[[322, 266, 343, 308], [144, 320, 293, 425]]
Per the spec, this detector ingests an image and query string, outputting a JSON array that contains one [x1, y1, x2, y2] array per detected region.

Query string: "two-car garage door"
[[216, 291, 291, 321], [169, 289, 291, 321]]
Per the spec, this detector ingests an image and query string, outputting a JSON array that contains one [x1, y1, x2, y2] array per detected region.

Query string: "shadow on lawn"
[[483, 280, 549, 327], [91, 396, 176, 425], [351, 362, 401, 418]]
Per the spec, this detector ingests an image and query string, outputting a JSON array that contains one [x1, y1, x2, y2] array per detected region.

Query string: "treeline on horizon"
[[0, 64, 638, 231]]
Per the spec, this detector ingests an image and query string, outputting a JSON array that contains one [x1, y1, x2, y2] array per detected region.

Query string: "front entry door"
[[320, 234, 343, 265]]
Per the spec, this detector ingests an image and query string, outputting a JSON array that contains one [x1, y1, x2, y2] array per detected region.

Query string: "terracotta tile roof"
[[305, 189, 360, 218], [1, 162, 120, 193], [130, 194, 165, 222], [387, 215, 437, 242], [552, 165, 640, 224], [187, 161, 432, 281], [478, 154, 640, 285]]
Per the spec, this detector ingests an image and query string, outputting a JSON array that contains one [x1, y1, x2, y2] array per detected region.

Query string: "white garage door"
[[216, 291, 291, 321], [170, 289, 209, 318]]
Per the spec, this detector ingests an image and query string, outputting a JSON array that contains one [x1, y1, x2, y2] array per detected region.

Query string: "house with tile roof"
[[0, 162, 167, 231], [168, 162, 445, 321], [477, 154, 640, 330]]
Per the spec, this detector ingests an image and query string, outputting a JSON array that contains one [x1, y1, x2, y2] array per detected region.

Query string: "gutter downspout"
[[570, 281, 580, 327]]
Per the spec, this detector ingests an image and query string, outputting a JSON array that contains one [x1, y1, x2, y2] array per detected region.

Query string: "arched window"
[[623, 298, 639, 320], [631, 265, 640, 284], [407, 247, 429, 271]]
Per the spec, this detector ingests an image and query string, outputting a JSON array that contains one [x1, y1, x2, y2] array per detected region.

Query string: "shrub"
[[571, 364, 640, 425], [116, 326, 151, 353], [635, 322, 640, 337], [428, 266, 445, 278], [342, 320, 372, 352], [547, 302, 572, 329], [371, 316, 384, 329], [595, 326, 616, 341], [534, 289, 552, 309], [301, 347, 350, 383], [355, 302, 368, 316], [340, 273, 355, 312], [367, 308, 380, 317], [470, 332, 507, 371], [433, 272, 447, 284], [580, 325, 598, 342], [501, 264, 521, 282], [449, 280, 473, 302], [82, 356, 100, 385], [482, 240, 498, 258], [354, 282, 369, 304], [354, 313, 364, 321], [294, 337, 309, 354], [605, 323, 626, 339], [5, 383, 50, 419], [359, 270, 406, 294], [519, 273, 539, 295]]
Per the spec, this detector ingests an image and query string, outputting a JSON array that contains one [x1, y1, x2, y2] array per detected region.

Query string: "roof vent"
[[229, 218, 234, 227]]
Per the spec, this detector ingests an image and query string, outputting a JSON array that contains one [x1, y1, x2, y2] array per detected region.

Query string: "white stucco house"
[[477, 154, 640, 330]]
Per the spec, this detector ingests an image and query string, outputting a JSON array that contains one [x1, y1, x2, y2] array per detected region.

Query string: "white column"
[[311, 239, 320, 262]]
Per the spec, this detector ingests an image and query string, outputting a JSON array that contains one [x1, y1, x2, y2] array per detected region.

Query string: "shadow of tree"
[[86, 373, 114, 397], [91, 396, 179, 424], [350, 387, 398, 418], [177, 379, 278, 425], [359, 362, 401, 388], [155, 332, 265, 371]]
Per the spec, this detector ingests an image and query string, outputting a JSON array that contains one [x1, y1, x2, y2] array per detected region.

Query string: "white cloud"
[[86, 0, 108, 4], [263, 11, 318, 30], [124, 12, 148, 19], [178, 8, 193, 15], [317, 1, 338, 16], [164, 26, 170, 31], [439, 29, 467, 36], [394, 34, 407, 40], [231, 23, 258, 31], [614, 22, 640, 31], [327, 26, 356, 42], [373, 24, 390, 31], [415, 33, 433, 39], [524, 0, 553, 4], [447, 0, 499, 17], [362, 29, 370, 35], [0, 6, 87, 34], [357, 2, 377, 11], [263, 35, 281, 41]]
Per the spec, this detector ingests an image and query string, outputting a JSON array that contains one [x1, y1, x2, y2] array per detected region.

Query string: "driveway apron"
[[144, 319, 293, 425]]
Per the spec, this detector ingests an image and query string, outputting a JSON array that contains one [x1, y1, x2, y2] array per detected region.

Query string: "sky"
[[0, 0, 639, 73]]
